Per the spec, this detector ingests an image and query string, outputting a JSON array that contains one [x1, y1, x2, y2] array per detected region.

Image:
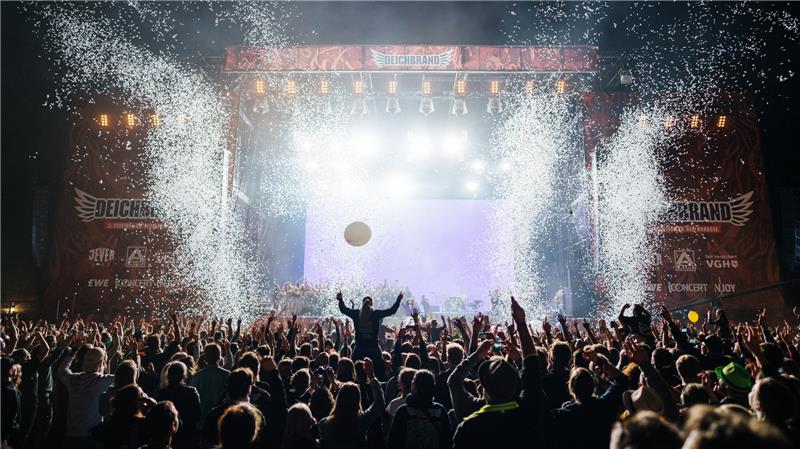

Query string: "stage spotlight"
[[490, 79, 501, 96], [419, 98, 435, 116], [620, 70, 634, 85], [499, 160, 512, 172], [465, 180, 479, 194], [125, 113, 136, 127], [354, 80, 365, 95], [422, 80, 432, 96], [98, 114, 109, 127], [665, 115, 675, 128], [486, 97, 503, 115], [638, 115, 648, 126], [351, 97, 368, 115], [388, 79, 398, 96], [150, 114, 160, 126], [456, 79, 466, 96], [690, 115, 700, 128], [286, 79, 297, 95], [407, 131, 432, 161], [450, 98, 468, 116], [442, 131, 466, 160], [384, 173, 413, 198], [524, 79, 535, 94], [471, 159, 486, 173], [319, 79, 330, 96], [556, 79, 567, 94], [255, 79, 266, 95], [352, 132, 378, 157], [386, 97, 401, 114], [717, 115, 727, 128]]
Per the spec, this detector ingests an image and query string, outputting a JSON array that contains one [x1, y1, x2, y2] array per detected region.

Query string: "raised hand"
[[510, 296, 525, 324], [542, 316, 552, 334], [336, 291, 343, 302], [624, 339, 650, 366], [504, 339, 521, 361], [660, 305, 672, 323], [474, 339, 494, 359], [397, 291, 404, 302]]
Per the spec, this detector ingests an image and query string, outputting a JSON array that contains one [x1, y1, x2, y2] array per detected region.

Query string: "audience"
[[1, 295, 799, 449]]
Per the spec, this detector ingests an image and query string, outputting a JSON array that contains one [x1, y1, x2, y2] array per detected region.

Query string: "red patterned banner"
[[45, 107, 186, 319], [583, 93, 783, 316], [223, 45, 598, 72]]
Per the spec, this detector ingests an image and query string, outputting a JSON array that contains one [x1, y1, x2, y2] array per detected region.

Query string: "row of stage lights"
[[640, 113, 729, 129], [251, 77, 569, 116], [96, 113, 163, 128]]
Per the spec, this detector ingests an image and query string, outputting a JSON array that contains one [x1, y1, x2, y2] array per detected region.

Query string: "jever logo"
[[371, 49, 454, 68], [73, 188, 158, 222], [665, 192, 754, 227]]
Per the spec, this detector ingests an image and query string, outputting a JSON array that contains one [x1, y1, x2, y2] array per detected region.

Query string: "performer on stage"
[[336, 290, 403, 380]]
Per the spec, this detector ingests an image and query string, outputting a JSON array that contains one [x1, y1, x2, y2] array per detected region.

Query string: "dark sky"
[[2, 1, 799, 301]]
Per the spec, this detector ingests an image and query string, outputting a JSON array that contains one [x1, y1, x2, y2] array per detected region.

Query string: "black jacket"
[[452, 356, 549, 449], [551, 374, 628, 449], [386, 395, 451, 449]]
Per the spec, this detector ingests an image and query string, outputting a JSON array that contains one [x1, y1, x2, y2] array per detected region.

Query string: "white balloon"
[[344, 221, 371, 247]]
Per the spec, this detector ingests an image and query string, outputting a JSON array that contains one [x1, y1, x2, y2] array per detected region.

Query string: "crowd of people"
[[2, 292, 799, 449]]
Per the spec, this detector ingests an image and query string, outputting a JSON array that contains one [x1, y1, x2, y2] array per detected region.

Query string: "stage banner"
[[224, 45, 598, 73], [44, 107, 187, 319], [583, 93, 782, 316]]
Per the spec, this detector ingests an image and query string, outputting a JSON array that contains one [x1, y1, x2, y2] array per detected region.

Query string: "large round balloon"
[[344, 221, 371, 247], [687, 310, 700, 323]]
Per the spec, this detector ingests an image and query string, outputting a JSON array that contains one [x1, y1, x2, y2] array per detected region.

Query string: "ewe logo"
[[371, 49, 454, 68], [674, 249, 697, 272]]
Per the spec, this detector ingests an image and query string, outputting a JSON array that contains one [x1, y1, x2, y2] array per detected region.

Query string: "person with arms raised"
[[337, 291, 403, 380]]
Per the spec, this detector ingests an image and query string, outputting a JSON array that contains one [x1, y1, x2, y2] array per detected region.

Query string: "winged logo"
[[728, 191, 754, 226], [370, 49, 454, 68], [664, 191, 755, 227], [74, 188, 98, 222]]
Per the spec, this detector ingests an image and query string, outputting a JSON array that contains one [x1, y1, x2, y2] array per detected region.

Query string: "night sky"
[[2, 1, 799, 305]]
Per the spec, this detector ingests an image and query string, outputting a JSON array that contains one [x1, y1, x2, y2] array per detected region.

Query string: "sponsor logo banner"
[[370, 49, 454, 68], [668, 283, 708, 293], [704, 254, 739, 269], [125, 246, 147, 268], [644, 283, 662, 292], [73, 188, 158, 222], [114, 277, 181, 289], [89, 247, 115, 265], [665, 191, 754, 227], [88, 278, 110, 288], [674, 249, 697, 272]]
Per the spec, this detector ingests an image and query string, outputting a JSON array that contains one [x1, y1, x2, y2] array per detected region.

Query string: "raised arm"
[[374, 292, 404, 320], [337, 292, 359, 321]]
